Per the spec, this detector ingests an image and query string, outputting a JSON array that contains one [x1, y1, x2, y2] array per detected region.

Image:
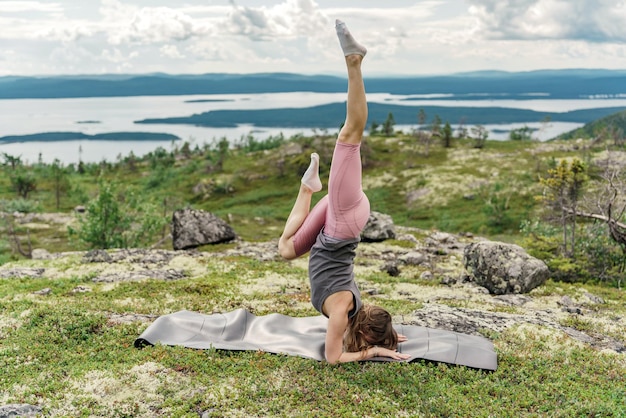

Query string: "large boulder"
[[0, 404, 41, 418], [172, 208, 236, 250], [463, 241, 550, 294], [361, 211, 396, 242]]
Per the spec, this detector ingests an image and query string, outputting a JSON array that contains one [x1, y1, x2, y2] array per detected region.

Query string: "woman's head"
[[344, 305, 398, 352]]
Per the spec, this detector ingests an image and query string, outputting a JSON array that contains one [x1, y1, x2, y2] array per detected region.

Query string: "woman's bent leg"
[[278, 154, 325, 259]]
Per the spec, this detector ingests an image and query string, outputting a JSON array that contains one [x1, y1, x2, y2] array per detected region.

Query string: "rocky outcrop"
[[361, 211, 396, 242], [463, 241, 550, 294], [171, 208, 236, 250], [1, 227, 623, 357], [0, 404, 41, 418]]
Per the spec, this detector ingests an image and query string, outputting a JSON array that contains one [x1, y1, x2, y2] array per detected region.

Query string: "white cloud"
[[468, 0, 626, 42], [105, 6, 208, 45], [160, 44, 185, 59], [0, 1, 64, 14], [2, 0, 626, 76], [227, 0, 329, 41]]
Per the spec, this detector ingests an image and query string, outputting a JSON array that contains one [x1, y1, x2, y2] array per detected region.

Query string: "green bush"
[[0, 198, 41, 213], [521, 219, 624, 285], [68, 178, 168, 249]]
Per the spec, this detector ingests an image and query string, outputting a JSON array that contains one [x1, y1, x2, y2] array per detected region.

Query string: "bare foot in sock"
[[301, 153, 322, 192], [335, 19, 367, 57]]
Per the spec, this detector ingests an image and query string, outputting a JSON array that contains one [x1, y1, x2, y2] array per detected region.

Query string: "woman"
[[278, 19, 410, 364]]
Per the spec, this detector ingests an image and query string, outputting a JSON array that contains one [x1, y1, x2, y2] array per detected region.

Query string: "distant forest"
[[2, 69, 626, 100]]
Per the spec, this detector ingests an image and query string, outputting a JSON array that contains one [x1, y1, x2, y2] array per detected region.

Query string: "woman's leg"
[[278, 154, 326, 260], [335, 20, 367, 146], [324, 20, 371, 239]]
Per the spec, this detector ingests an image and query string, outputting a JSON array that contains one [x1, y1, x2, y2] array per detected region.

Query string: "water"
[[1, 92, 623, 164]]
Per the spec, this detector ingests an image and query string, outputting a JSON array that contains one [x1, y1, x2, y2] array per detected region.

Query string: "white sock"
[[301, 153, 322, 192], [335, 19, 367, 57]]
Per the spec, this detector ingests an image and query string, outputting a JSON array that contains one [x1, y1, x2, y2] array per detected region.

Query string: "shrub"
[[68, 178, 168, 249]]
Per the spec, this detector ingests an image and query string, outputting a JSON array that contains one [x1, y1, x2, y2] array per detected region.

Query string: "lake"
[[1, 92, 623, 164]]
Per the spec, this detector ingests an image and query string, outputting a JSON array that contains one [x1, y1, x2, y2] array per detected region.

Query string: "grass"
[[1, 132, 626, 416], [1, 249, 625, 417]]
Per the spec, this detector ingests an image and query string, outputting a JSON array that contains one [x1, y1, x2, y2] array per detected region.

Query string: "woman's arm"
[[325, 309, 411, 364]]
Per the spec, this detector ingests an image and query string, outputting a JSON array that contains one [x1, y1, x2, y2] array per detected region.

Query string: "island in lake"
[[0, 131, 180, 144]]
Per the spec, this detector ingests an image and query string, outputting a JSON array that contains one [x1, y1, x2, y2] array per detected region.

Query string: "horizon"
[[1, 1, 626, 77], [3, 67, 626, 80]]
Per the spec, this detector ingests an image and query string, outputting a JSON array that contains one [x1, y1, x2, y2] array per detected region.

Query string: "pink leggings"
[[293, 141, 370, 257]]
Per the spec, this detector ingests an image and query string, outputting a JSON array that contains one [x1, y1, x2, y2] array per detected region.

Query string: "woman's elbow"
[[325, 354, 341, 364], [278, 238, 297, 260]]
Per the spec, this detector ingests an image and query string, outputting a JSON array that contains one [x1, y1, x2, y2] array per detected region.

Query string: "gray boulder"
[[361, 211, 396, 242], [172, 208, 236, 250], [0, 404, 41, 418], [463, 241, 550, 294]]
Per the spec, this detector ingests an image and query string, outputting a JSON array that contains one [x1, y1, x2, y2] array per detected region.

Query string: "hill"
[[557, 109, 626, 140], [135, 102, 626, 128], [0, 131, 625, 416], [2, 69, 626, 99]]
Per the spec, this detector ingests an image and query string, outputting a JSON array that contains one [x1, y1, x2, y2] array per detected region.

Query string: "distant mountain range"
[[1, 69, 626, 100], [2, 70, 626, 141]]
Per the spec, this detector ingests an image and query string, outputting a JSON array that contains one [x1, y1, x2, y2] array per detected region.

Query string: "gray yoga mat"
[[135, 309, 498, 371]]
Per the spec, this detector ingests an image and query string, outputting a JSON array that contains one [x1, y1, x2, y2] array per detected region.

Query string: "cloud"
[[226, 0, 329, 41], [0, 1, 64, 14], [104, 5, 208, 45], [468, 0, 626, 42], [160, 44, 185, 59]]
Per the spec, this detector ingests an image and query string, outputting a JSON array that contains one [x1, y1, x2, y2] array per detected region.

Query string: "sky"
[[1, 0, 626, 76]]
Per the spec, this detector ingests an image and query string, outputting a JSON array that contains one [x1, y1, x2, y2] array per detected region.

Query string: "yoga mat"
[[135, 309, 497, 371]]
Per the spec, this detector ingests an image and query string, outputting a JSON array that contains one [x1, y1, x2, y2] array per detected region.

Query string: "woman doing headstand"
[[278, 19, 411, 364]]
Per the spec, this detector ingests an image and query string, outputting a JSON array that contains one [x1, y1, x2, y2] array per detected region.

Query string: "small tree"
[[442, 121, 453, 148], [538, 158, 588, 257], [369, 121, 380, 136], [68, 178, 167, 249], [430, 115, 442, 139], [2, 153, 22, 170], [471, 125, 489, 149], [382, 112, 395, 136], [10, 169, 37, 199], [509, 125, 533, 141], [51, 159, 70, 210]]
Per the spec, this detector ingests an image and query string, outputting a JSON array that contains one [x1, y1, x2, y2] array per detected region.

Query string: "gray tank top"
[[308, 231, 362, 318]]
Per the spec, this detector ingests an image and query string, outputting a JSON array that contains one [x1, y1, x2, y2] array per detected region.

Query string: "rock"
[[93, 269, 186, 283], [584, 292, 605, 304], [172, 208, 237, 250], [361, 211, 396, 242], [0, 404, 42, 418], [493, 294, 532, 306], [381, 261, 400, 277], [400, 251, 427, 266], [558, 295, 575, 307], [420, 271, 434, 280], [0, 268, 45, 279], [463, 241, 550, 295], [83, 249, 112, 263], [31, 249, 52, 260], [107, 313, 157, 325], [33, 288, 52, 296], [71, 286, 92, 293]]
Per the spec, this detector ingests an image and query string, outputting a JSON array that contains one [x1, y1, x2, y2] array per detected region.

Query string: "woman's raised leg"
[[335, 19, 367, 146], [323, 20, 371, 240], [278, 153, 325, 260]]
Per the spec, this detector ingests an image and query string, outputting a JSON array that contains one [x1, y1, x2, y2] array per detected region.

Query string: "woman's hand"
[[371, 346, 411, 361], [398, 334, 408, 343]]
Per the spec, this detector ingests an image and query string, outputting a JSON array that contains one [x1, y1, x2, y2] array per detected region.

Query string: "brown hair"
[[344, 305, 398, 354]]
